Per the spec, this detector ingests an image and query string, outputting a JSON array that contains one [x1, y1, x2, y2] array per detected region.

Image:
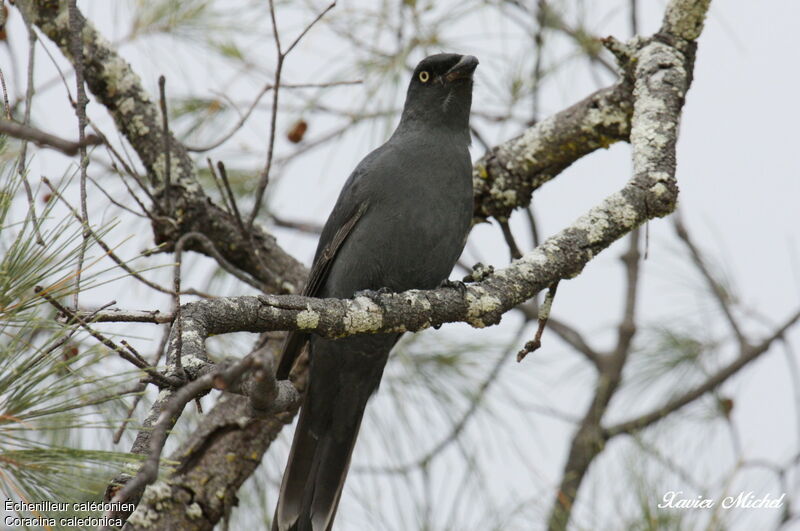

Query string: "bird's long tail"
[[274, 333, 397, 531], [273, 384, 368, 531]]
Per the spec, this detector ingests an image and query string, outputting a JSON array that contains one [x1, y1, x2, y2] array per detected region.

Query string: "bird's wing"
[[275, 201, 369, 380]]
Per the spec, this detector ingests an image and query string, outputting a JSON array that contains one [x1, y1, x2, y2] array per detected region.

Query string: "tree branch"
[[546, 1, 709, 528], [605, 307, 800, 438], [674, 216, 745, 345], [0, 118, 101, 155], [15, 0, 307, 294]]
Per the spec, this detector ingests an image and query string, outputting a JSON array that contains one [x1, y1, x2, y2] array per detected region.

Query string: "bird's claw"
[[438, 278, 468, 296]]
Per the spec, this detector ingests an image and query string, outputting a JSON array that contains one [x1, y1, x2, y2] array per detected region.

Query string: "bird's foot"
[[462, 262, 494, 283], [438, 278, 468, 296]]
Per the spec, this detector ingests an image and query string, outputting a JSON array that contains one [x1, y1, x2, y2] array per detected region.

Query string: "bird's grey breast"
[[323, 134, 472, 296]]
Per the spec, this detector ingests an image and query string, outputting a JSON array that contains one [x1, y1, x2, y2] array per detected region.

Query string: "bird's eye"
[[418, 71, 430, 83]]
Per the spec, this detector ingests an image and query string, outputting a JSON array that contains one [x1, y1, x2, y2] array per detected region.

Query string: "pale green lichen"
[[53, 6, 70, 32], [100, 52, 141, 98], [186, 503, 203, 520], [148, 481, 173, 507], [609, 199, 638, 227], [514, 116, 556, 172], [582, 104, 628, 134], [465, 288, 502, 328], [118, 97, 136, 115], [650, 182, 668, 196], [663, 0, 710, 41], [296, 309, 320, 329], [499, 189, 517, 205], [156, 389, 172, 402], [127, 507, 157, 528], [631, 43, 685, 176], [130, 114, 151, 136], [127, 481, 173, 526], [574, 210, 610, 244], [281, 280, 297, 294], [343, 297, 383, 333], [153, 152, 185, 182], [180, 354, 206, 370]]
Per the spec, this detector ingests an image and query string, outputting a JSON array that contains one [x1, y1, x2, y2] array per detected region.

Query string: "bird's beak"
[[443, 55, 479, 83]]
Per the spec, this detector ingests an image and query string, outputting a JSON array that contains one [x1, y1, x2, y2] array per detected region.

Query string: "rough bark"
[[472, 81, 633, 221], [546, 1, 709, 529]]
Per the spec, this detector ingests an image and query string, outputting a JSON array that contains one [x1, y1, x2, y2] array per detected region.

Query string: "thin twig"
[[357, 325, 526, 475], [112, 382, 147, 444], [545, 315, 601, 366], [172, 231, 268, 292], [517, 281, 559, 361], [187, 83, 273, 154], [469, 125, 491, 152], [113, 327, 173, 444], [68, 0, 90, 310], [247, 1, 337, 230], [86, 173, 147, 218], [69, 308, 174, 324], [206, 157, 232, 215], [34, 287, 180, 389], [0, 119, 101, 155], [525, 202, 541, 248], [270, 214, 323, 234], [531, 0, 546, 123], [605, 306, 800, 438], [217, 161, 246, 234], [89, 118, 158, 209], [184, 79, 360, 153], [172, 237, 187, 379], [0, 68, 11, 119], [110, 357, 257, 505], [284, 2, 336, 56], [41, 177, 178, 296], [158, 75, 171, 213], [674, 216, 745, 346], [614, 229, 641, 356], [16, 21, 45, 247], [499, 219, 523, 261]]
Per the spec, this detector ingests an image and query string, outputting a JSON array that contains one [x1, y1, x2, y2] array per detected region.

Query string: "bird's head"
[[399, 53, 478, 133]]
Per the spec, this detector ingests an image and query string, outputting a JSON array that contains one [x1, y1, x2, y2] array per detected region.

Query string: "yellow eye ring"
[[418, 71, 430, 83]]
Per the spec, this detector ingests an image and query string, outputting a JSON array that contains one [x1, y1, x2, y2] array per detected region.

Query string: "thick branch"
[[472, 81, 632, 221], [546, 1, 708, 529], [159, 177, 673, 342]]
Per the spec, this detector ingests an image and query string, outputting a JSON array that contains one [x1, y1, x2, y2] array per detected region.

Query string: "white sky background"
[[2, 0, 799, 529]]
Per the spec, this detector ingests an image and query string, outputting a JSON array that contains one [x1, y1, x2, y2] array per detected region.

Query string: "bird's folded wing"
[[275, 201, 369, 380]]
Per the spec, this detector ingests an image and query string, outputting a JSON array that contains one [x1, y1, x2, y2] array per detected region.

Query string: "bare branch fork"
[[246, 0, 337, 230], [108, 346, 300, 508], [546, 1, 714, 527]]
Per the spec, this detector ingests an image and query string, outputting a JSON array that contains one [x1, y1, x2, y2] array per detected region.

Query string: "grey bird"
[[273, 53, 478, 531]]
